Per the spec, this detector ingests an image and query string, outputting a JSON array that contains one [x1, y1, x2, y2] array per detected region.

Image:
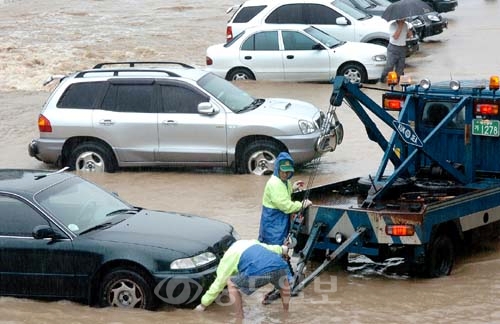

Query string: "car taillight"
[[386, 224, 415, 236], [38, 114, 52, 132], [226, 26, 233, 42], [206, 56, 213, 66]]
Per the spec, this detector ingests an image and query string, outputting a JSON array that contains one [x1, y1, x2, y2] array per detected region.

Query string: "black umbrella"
[[382, 0, 434, 21]]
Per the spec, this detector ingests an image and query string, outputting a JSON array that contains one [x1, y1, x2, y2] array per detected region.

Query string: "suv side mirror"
[[336, 17, 349, 25], [198, 102, 220, 115]]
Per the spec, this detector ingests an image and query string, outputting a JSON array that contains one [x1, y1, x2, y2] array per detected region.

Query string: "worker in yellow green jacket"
[[195, 239, 292, 318], [259, 152, 312, 245]]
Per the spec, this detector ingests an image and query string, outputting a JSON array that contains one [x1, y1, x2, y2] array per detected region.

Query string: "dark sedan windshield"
[[197, 73, 256, 112], [35, 177, 132, 234]]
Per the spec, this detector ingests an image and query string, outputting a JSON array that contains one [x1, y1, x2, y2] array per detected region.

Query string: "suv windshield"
[[331, 0, 369, 19], [197, 73, 255, 112]]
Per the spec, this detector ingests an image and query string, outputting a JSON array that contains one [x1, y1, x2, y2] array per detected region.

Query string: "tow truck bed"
[[290, 75, 500, 294]]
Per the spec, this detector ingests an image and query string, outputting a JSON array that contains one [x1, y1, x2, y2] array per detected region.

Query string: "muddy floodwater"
[[1, 0, 500, 323]]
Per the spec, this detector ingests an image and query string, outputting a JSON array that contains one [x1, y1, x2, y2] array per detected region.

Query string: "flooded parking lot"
[[1, 0, 500, 323]]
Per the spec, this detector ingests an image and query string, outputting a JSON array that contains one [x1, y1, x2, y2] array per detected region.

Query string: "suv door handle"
[[244, 56, 252, 60], [286, 55, 294, 59], [99, 119, 114, 126]]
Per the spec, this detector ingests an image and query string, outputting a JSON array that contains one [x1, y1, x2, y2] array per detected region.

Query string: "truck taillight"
[[382, 94, 406, 111], [384, 98, 403, 110], [206, 56, 213, 66], [38, 114, 52, 132], [386, 224, 415, 236], [475, 103, 499, 115], [226, 26, 233, 42]]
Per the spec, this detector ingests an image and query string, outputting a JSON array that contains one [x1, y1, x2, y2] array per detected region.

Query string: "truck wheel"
[[227, 68, 255, 81], [99, 268, 157, 310], [425, 235, 454, 278], [238, 140, 281, 175], [338, 63, 366, 84], [68, 142, 117, 173]]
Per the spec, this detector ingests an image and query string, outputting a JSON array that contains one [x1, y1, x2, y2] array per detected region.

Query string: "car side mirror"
[[198, 102, 220, 115], [336, 17, 350, 25], [312, 43, 324, 50], [32, 225, 57, 240]]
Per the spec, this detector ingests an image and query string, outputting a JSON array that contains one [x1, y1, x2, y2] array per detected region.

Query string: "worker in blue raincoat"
[[194, 239, 292, 318], [258, 152, 312, 245]]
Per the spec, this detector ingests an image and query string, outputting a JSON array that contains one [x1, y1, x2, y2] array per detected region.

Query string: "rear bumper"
[[421, 19, 448, 39], [28, 138, 64, 165]]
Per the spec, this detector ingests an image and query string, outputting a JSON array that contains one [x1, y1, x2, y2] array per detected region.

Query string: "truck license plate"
[[472, 119, 500, 137]]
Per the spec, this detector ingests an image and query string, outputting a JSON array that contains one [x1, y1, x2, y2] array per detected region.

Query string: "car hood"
[[84, 209, 234, 255], [256, 98, 320, 118]]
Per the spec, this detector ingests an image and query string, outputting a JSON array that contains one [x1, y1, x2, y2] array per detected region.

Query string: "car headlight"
[[372, 54, 387, 62], [170, 252, 216, 270], [411, 18, 424, 27], [427, 14, 440, 22], [298, 119, 316, 134]]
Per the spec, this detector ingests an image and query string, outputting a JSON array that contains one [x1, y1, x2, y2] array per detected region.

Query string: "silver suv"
[[29, 62, 342, 175]]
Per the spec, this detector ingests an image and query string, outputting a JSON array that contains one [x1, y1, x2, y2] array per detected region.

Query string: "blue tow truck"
[[291, 75, 500, 294]]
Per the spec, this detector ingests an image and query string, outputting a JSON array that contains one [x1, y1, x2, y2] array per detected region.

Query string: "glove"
[[292, 180, 305, 192], [302, 199, 312, 209], [195, 304, 206, 311]]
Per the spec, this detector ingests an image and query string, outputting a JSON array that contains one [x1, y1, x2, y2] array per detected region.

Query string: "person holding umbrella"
[[380, 0, 433, 82], [380, 18, 413, 83]]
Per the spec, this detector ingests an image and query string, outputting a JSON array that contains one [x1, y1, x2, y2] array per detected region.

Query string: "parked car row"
[[225, 0, 420, 53]]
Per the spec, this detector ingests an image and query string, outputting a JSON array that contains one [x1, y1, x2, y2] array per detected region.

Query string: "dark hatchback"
[[0, 169, 238, 310]]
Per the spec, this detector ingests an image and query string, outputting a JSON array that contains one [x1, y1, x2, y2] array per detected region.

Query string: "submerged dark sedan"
[[0, 169, 238, 310]]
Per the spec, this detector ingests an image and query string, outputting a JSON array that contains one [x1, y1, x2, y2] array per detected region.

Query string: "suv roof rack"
[[92, 61, 194, 69], [75, 69, 183, 78]]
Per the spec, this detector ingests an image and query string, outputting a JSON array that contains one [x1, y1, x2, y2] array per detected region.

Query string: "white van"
[[226, 0, 419, 56]]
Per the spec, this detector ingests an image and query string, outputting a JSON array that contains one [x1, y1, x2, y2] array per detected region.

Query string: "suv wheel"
[[69, 142, 117, 173], [238, 140, 281, 176]]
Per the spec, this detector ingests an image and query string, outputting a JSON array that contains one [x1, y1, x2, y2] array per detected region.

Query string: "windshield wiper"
[[106, 207, 141, 217], [239, 98, 265, 113], [79, 221, 114, 235]]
